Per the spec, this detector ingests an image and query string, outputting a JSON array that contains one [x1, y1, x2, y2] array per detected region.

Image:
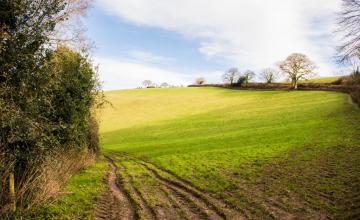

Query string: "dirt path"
[[95, 155, 244, 220], [94, 157, 135, 220]]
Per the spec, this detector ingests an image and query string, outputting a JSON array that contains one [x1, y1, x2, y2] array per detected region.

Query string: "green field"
[[300, 76, 341, 83], [98, 87, 360, 219]]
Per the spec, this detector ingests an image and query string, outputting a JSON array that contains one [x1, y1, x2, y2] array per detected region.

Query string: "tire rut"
[[95, 157, 136, 220], [157, 183, 203, 219], [133, 157, 243, 219], [157, 174, 218, 219], [106, 154, 244, 219], [143, 164, 224, 219], [116, 160, 158, 220]]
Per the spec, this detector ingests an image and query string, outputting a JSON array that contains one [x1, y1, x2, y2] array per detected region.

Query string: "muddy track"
[[101, 154, 245, 219], [118, 158, 222, 220], [94, 157, 136, 220], [116, 161, 158, 220], [121, 154, 244, 219]]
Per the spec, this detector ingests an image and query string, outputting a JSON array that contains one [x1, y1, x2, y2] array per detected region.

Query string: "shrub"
[[195, 77, 206, 85], [331, 77, 344, 85], [0, 0, 102, 215], [0, 46, 102, 215], [236, 76, 247, 87]]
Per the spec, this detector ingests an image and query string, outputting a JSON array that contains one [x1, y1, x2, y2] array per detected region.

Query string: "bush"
[[0, 1, 103, 215], [331, 77, 344, 85], [350, 88, 360, 107], [235, 76, 247, 87], [195, 77, 206, 85], [0, 46, 102, 215]]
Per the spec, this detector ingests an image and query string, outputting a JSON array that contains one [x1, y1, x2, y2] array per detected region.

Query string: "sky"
[[84, 0, 344, 90]]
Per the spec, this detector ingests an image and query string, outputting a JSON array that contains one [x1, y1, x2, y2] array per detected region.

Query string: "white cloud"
[[97, 0, 342, 75], [95, 56, 191, 89]]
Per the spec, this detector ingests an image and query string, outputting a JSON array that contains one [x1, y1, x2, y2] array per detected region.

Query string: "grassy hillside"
[[100, 87, 360, 219], [300, 76, 341, 83]]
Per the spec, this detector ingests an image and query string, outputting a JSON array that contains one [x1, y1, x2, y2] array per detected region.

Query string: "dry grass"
[[30, 149, 96, 206], [0, 148, 96, 218], [0, 150, 15, 215]]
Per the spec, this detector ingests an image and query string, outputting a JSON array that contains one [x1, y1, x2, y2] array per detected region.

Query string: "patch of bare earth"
[[94, 157, 135, 220]]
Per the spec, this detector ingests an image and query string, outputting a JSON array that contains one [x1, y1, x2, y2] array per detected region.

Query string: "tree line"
[[195, 53, 316, 89], [195, 0, 360, 90]]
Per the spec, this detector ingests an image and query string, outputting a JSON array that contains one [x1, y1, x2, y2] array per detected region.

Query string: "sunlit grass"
[[101, 88, 360, 194], [300, 76, 341, 83]]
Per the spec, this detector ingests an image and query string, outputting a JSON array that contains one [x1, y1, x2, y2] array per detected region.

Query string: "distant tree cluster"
[[218, 52, 317, 89], [142, 80, 176, 88], [261, 68, 279, 83], [222, 68, 256, 86], [195, 77, 206, 85]]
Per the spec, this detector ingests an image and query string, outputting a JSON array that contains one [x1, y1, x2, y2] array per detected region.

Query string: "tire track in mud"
[[94, 157, 135, 220], [116, 161, 158, 220], [119, 154, 245, 219], [117, 158, 210, 219], [157, 183, 205, 219], [152, 170, 220, 220], [140, 162, 226, 220]]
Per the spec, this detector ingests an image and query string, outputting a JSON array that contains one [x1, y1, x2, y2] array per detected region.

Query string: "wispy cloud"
[[128, 50, 175, 64], [97, 0, 342, 75]]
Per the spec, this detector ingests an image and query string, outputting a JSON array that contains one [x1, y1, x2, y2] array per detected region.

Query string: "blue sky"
[[84, 0, 344, 89], [86, 8, 225, 70]]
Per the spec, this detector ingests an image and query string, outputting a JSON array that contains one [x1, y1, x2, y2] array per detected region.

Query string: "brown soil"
[[95, 155, 244, 220], [94, 157, 135, 220]]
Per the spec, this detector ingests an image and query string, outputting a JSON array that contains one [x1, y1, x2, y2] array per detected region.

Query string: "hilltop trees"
[[278, 53, 316, 89], [223, 68, 239, 85], [222, 68, 256, 86], [142, 80, 153, 88], [160, 82, 170, 88], [195, 77, 206, 85], [243, 70, 255, 86], [261, 68, 279, 83]]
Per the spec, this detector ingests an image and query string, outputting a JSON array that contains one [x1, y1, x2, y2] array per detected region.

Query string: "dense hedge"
[[0, 0, 102, 215]]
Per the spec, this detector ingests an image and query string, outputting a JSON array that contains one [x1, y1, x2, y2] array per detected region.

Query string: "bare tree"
[[160, 82, 170, 87], [52, 0, 92, 50], [338, 0, 360, 65], [195, 77, 206, 85], [261, 68, 279, 84], [142, 80, 153, 88], [278, 53, 316, 89], [243, 70, 255, 85], [223, 68, 239, 85]]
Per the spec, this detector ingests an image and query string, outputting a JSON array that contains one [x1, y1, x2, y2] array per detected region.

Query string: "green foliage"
[[0, 0, 101, 212], [42, 46, 101, 151], [236, 75, 247, 86]]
